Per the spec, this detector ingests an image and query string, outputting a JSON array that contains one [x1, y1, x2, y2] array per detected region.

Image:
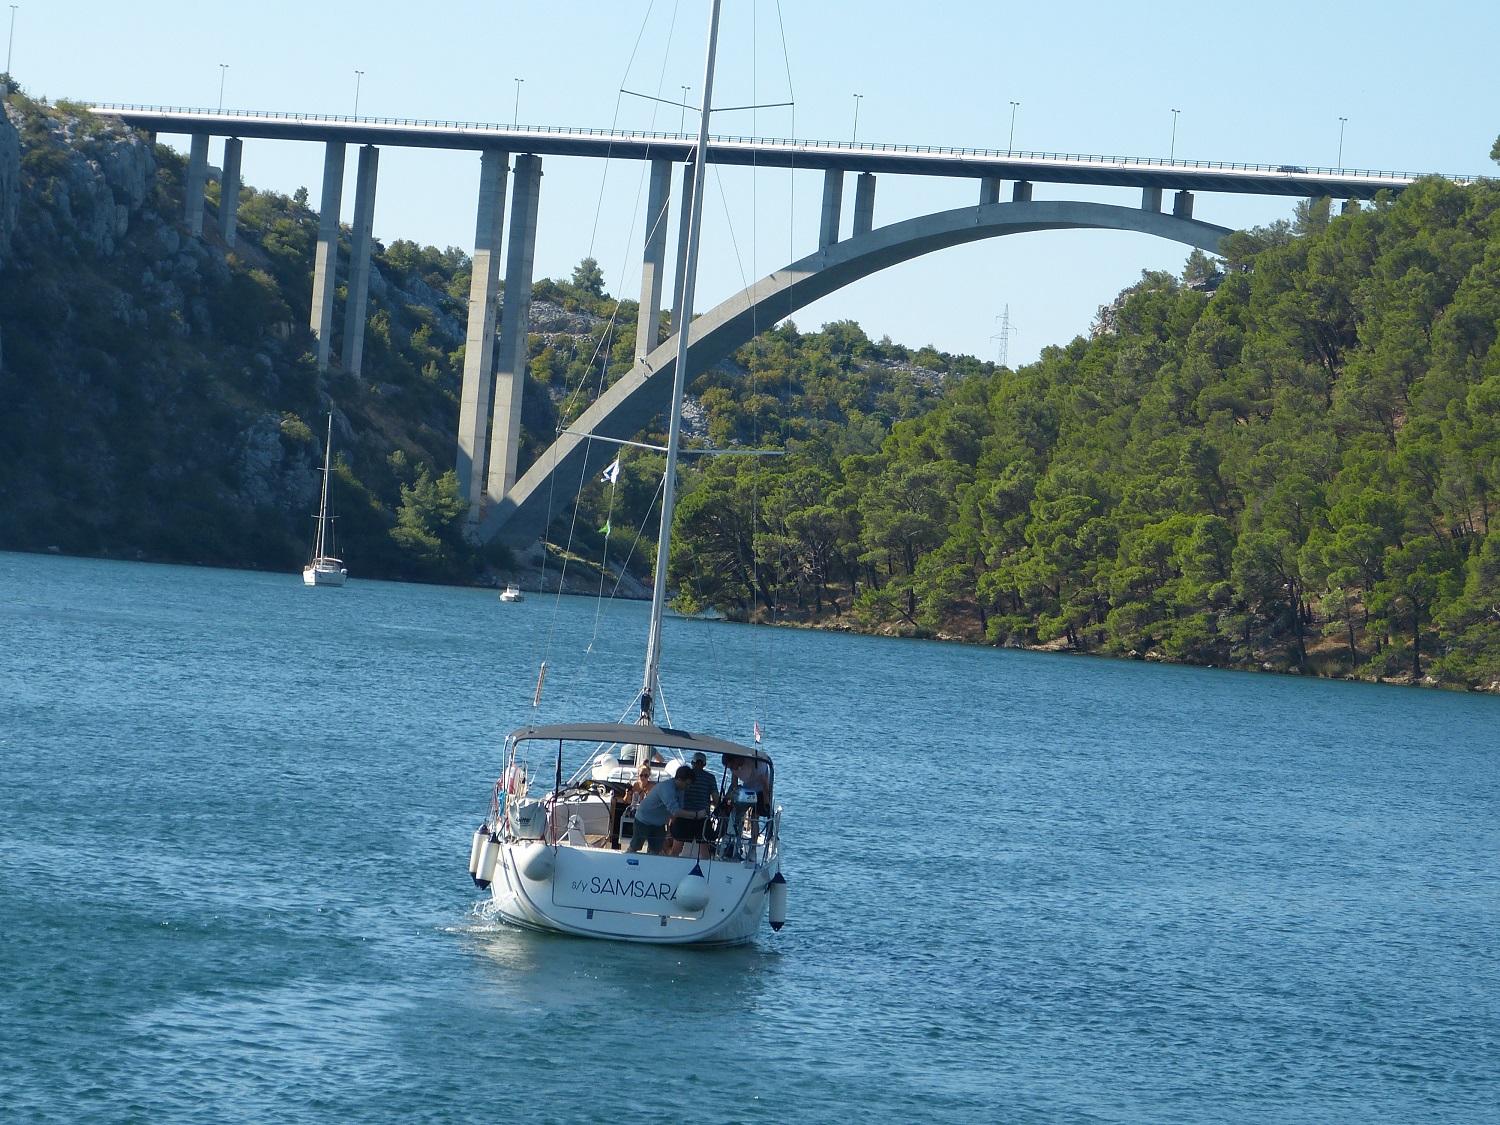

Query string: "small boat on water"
[[303, 413, 347, 587], [466, 0, 785, 945], [499, 583, 524, 603]]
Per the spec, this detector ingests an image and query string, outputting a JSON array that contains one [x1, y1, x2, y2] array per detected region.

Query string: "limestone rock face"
[[8, 99, 156, 258], [0, 101, 20, 266]]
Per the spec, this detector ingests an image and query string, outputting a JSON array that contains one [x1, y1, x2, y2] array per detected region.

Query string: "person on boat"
[[625, 766, 653, 810], [669, 753, 717, 858], [727, 754, 772, 813], [626, 766, 694, 855]]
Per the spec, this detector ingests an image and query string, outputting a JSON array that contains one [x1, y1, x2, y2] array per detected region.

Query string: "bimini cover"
[[508, 722, 772, 764]]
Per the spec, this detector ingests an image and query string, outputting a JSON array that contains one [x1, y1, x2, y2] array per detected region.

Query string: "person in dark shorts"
[[670, 752, 717, 858], [627, 766, 693, 854]]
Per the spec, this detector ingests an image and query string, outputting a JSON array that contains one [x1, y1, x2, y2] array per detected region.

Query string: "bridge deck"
[[90, 104, 1459, 200]]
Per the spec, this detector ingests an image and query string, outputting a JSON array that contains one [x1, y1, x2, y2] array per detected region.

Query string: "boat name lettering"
[[587, 876, 676, 900]]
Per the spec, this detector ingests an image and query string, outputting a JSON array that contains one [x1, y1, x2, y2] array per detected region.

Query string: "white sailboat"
[[303, 413, 347, 587], [466, 0, 786, 944]]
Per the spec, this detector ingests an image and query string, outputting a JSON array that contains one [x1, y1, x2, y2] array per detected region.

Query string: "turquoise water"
[[2, 550, 1497, 1123]]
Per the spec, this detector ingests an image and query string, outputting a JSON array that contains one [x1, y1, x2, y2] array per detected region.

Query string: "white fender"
[[475, 834, 500, 888], [768, 871, 787, 931], [520, 841, 555, 881], [675, 869, 710, 912], [468, 827, 488, 880]]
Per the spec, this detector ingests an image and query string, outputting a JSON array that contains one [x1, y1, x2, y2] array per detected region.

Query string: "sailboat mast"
[[316, 413, 333, 560], [640, 0, 723, 722]]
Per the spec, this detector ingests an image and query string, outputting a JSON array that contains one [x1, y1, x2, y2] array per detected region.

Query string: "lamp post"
[[354, 70, 364, 117], [1008, 101, 1019, 153], [513, 77, 523, 127], [1169, 108, 1180, 162], [1338, 116, 1347, 169], [851, 93, 862, 143], [680, 85, 691, 133], [6, 6, 17, 79], [217, 63, 228, 113]]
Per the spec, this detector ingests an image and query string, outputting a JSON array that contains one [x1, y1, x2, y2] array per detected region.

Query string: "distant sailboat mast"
[[639, 0, 722, 724], [315, 413, 335, 562]]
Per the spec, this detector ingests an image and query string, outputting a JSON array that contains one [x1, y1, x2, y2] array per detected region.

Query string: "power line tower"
[[990, 306, 1015, 368]]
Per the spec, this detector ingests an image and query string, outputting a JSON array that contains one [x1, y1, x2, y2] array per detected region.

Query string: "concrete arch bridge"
[[479, 198, 1231, 547]]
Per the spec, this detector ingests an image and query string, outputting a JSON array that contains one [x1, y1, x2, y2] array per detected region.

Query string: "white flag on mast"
[[601, 458, 621, 485]]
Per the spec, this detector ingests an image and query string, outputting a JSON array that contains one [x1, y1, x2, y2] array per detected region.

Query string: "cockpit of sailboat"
[[485, 722, 776, 858]]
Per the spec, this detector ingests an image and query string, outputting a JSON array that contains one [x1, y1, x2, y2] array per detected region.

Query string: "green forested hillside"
[[665, 184, 1500, 689]]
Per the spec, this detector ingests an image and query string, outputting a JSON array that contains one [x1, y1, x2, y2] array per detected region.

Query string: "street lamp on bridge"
[[354, 70, 364, 117], [5, 5, 17, 80], [680, 85, 691, 134], [1338, 116, 1348, 170], [851, 93, 863, 144], [1170, 108, 1180, 162], [217, 63, 228, 113], [1008, 101, 1019, 153], [513, 78, 524, 128]]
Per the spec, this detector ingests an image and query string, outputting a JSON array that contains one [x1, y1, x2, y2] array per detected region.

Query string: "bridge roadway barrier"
[[93, 105, 1447, 200]]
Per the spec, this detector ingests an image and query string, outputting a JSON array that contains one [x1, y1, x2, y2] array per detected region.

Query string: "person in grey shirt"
[[626, 766, 694, 854]]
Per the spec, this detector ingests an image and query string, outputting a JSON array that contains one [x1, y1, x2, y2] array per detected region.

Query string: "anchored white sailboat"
[[303, 413, 347, 587], [466, 0, 786, 944]]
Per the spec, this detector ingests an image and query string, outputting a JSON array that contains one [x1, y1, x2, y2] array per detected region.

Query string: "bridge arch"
[[479, 198, 1233, 546]]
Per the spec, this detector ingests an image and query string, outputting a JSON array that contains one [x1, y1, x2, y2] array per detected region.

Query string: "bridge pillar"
[[852, 173, 877, 237], [219, 138, 243, 247], [342, 145, 380, 378], [486, 153, 543, 508], [1172, 190, 1194, 219], [980, 177, 1002, 206], [308, 141, 346, 371], [1141, 186, 1162, 212], [1012, 181, 1033, 203], [184, 132, 210, 236], [819, 169, 845, 249], [636, 158, 672, 359], [457, 149, 510, 513]]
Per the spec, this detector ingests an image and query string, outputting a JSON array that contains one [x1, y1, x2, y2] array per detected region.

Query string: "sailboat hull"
[[303, 561, 347, 587], [490, 842, 777, 945]]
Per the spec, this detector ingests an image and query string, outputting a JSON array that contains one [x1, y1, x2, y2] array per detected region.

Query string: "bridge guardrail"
[[86, 103, 1457, 184]]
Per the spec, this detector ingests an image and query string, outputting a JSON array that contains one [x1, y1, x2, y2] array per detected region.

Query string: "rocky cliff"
[[0, 91, 491, 580]]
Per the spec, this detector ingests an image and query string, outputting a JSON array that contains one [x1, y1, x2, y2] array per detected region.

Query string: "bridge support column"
[[457, 149, 510, 513], [1141, 186, 1162, 212], [819, 169, 845, 249], [1172, 190, 1194, 219], [487, 153, 543, 508], [308, 141, 346, 371], [219, 138, 243, 247], [184, 132, 209, 236], [852, 173, 876, 237], [980, 177, 1002, 206], [670, 160, 695, 337], [1012, 181, 1033, 203], [636, 158, 672, 359], [343, 145, 380, 378]]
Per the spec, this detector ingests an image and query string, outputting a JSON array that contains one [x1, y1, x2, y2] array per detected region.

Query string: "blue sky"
[[9, 1, 1496, 366]]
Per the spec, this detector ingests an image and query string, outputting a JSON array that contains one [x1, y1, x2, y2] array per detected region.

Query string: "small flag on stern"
[[753, 721, 763, 743], [601, 458, 621, 485]]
